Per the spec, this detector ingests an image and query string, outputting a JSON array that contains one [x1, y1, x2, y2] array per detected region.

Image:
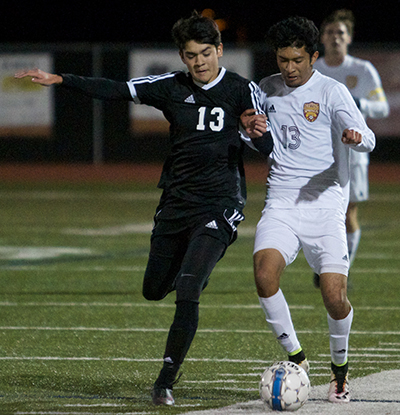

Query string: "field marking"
[[0, 190, 162, 201], [0, 326, 400, 335], [60, 222, 399, 237], [0, 302, 313, 310], [320, 353, 400, 358], [0, 246, 97, 260], [1, 190, 399, 202], [63, 223, 153, 236], [1, 302, 399, 312], [2, 357, 397, 364], [62, 224, 256, 237], [0, 242, 399, 267], [64, 404, 127, 407], [353, 347, 400, 352], [1, 264, 399, 273], [15, 412, 146, 415], [0, 356, 277, 363]]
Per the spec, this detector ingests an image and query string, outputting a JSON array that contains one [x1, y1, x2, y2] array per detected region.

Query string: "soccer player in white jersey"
[[242, 16, 375, 403], [313, 10, 389, 286]]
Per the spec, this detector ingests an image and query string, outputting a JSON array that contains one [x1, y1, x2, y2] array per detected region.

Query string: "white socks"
[[259, 289, 301, 354], [328, 307, 354, 366], [347, 229, 361, 267]]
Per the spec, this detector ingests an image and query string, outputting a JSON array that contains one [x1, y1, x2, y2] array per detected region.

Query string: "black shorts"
[[151, 205, 245, 247], [143, 205, 245, 301]]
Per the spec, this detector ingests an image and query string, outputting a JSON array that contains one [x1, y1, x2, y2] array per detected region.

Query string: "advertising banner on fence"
[[0, 54, 53, 137], [129, 48, 252, 134]]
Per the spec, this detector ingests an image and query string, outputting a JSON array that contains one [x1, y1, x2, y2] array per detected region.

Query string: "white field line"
[[1, 190, 399, 202], [0, 357, 397, 364], [63, 223, 153, 236], [0, 190, 162, 201], [0, 302, 400, 312], [1, 265, 399, 273], [0, 326, 400, 336], [252, 360, 400, 366], [353, 347, 400, 352], [320, 353, 400, 358], [0, 357, 278, 363], [0, 302, 313, 309], [59, 222, 400, 237], [0, 246, 97, 260], [15, 412, 146, 415], [63, 404, 127, 407], [356, 252, 400, 259]]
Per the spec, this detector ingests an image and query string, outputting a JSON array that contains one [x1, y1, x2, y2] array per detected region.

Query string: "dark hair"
[[320, 9, 355, 37], [266, 16, 319, 58], [172, 10, 221, 51]]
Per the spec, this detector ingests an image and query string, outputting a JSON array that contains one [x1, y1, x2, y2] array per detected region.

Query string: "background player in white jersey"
[[242, 16, 375, 403], [15, 11, 272, 407], [313, 9, 389, 286]]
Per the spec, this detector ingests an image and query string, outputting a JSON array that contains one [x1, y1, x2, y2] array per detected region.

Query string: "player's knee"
[[176, 273, 204, 302], [142, 285, 163, 301], [142, 278, 173, 301], [324, 294, 351, 320], [253, 251, 284, 297]]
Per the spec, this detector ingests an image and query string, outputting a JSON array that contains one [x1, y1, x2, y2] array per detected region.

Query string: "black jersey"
[[128, 68, 264, 209], [61, 68, 266, 210]]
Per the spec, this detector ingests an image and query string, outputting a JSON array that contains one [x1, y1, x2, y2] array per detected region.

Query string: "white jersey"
[[314, 55, 389, 166], [259, 70, 375, 211]]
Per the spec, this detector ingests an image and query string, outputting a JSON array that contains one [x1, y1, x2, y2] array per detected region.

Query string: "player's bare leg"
[[254, 248, 285, 298]]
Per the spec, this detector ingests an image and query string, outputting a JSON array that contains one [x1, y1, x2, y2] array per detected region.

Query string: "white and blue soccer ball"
[[259, 361, 310, 411]]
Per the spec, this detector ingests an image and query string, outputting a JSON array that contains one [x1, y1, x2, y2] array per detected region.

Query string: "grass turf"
[[0, 177, 399, 413]]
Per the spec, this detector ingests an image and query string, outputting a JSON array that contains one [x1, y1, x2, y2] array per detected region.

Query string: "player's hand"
[[14, 68, 63, 86], [240, 108, 268, 138], [341, 129, 362, 145]]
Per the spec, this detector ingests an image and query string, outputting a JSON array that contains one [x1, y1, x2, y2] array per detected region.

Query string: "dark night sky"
[[1, 1, 398, 45]]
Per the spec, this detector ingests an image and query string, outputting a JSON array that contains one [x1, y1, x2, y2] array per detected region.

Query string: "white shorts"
[[349, 163, 369, 202], [254, 207, 349, 276]]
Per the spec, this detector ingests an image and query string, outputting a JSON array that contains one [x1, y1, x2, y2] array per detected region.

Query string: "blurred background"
[[0, 0, 398, 164]]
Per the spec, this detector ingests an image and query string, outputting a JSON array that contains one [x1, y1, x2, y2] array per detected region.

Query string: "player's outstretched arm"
[[14, 68, 63, 86], [15, 70, 131, 101]]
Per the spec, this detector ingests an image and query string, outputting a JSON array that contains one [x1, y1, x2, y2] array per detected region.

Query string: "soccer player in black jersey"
[[15, 10, 272, 406]]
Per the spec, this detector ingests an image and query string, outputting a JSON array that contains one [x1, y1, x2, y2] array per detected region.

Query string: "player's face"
[[276, 46, 318, 88], [320, 22, 352, 56], [180, 40, 223, 84]]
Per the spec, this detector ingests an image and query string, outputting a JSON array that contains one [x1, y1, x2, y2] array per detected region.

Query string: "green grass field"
[[0, 172, 399, 414]]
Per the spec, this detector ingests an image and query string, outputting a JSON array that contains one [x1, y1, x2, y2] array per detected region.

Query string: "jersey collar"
[[192, 67, 226, 90]]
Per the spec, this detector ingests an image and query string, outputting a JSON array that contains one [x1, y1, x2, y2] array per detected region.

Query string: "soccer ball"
[[259, 361, 310, 411]]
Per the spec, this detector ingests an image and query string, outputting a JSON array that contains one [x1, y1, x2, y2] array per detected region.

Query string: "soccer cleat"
[[298, 358, 310, 374], [152, 362, 182, 406], [151, 385, 175, 406], [313, 273, 320, 288], [328, 362, 350, 403], [288, 349, 310, 374]]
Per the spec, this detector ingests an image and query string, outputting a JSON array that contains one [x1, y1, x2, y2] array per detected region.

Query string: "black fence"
[[1, 42, 399, 164]]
